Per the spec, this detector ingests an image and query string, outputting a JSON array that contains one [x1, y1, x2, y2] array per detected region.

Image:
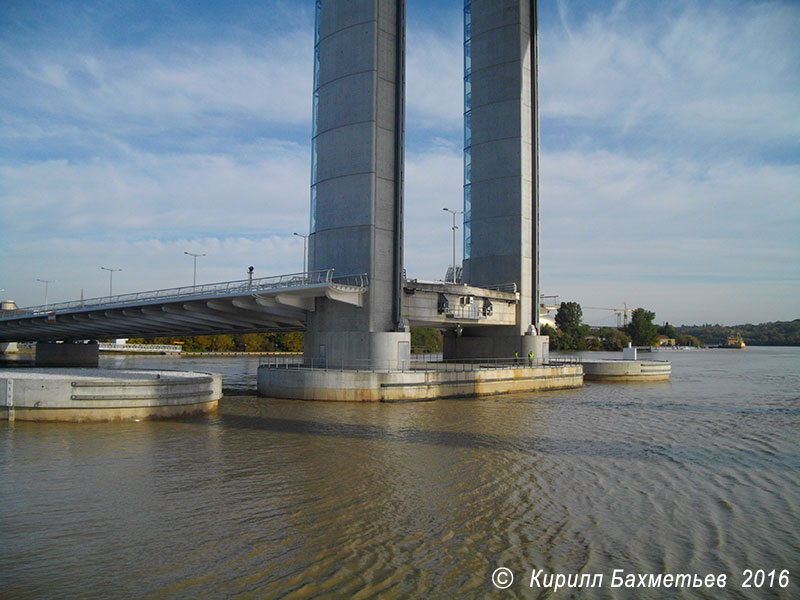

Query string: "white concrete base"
[[1, 369, 222, 422], [257, 364, 583, 402], [581, 360, 671, 382]]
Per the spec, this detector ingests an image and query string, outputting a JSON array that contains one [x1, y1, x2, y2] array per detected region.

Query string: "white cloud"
[[1, 141, 311, 239], [404, 145, 464, 282], [0, 31, 314, 151], [540, 148, 800, 323], [541, 1, 800, 151], [2, 235, 305, 309], [406, 18, 463, 136]]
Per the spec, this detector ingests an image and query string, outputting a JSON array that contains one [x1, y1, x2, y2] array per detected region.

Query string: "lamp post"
[[100, 267, 122, 297], [293, 232, 308, 275], [184, 252, 205, 287], [442, 207, 464, 283], [36, 278, 55, 310]]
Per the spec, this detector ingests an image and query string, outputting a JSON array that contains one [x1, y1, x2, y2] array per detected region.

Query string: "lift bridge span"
[[0, 269, 519, 343]]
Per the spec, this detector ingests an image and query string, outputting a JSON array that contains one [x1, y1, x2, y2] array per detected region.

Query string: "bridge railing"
[[5, 269, 368, 319]]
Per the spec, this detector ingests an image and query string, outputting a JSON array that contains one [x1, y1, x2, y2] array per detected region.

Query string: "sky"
[[1, 0, 798, 327]]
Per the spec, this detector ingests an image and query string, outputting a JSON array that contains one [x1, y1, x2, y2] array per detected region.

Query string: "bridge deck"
[[0, 270, 366, 342], [1, 272, 520, 343]]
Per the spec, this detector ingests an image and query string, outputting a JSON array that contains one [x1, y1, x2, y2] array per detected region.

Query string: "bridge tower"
[[445, 0, 548, 362], [305, 0, 410, 369]]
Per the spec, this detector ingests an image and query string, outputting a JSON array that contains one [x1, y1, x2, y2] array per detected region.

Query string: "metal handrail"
[[4, 269, 369, 319], [260, 354, 573, 373], [480, 282, 518, 293]]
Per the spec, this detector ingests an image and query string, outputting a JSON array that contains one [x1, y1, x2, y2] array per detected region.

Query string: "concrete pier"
[[581, 360, 671, 382], [258, 362, 582, 402], [1, 369, 221, 422]]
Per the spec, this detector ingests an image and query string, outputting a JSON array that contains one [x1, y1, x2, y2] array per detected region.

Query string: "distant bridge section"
[[0, 270, 366, 343]]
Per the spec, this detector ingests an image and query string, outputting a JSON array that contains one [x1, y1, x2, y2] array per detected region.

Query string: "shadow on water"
[[215, 410, 800, 472]]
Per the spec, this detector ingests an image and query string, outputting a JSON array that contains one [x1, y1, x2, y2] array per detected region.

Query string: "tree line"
[[540, 302, 702, 351], [127, 332, 304, 353], [675, 321, 800, 346], [125, 315, 798, 354], [127, 328, 445, 354]]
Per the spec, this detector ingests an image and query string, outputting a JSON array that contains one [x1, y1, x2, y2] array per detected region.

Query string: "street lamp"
[[36, 278, 55, 309], [293, 232, 308, 275], [442, 207, 464, 283], [184, 252, 206, 287], [100, 267, 122, 297]]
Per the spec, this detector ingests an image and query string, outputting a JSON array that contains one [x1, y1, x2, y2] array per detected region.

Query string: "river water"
[[1, 347, 798, 599]]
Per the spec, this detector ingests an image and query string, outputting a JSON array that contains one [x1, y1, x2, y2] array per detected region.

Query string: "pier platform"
[[1, 369, 221, 422], [580, 359, 671, 382], [258, 361, 583, 402]]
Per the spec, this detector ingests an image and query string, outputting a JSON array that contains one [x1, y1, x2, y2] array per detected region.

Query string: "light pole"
[[36, 278, 55, 309], [442, 207, 464, 283], [100, 267, 122, 297], [293, 233, 308, 275], [184, 252, 205, 287]]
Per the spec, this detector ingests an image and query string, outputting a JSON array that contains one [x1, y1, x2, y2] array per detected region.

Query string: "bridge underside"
[[0, 276, 519, 343], [0, 274, 365, 343]]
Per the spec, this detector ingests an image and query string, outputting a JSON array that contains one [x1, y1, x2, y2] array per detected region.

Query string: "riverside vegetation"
[[126, 311, 797, 354], [126, 328, 445, 354]]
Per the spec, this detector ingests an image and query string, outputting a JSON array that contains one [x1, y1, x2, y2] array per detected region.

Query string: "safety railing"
[[3, 270, 368, 319], [98, 343, 183, 353], [260, 354, 574, 373], [480, 282, 518, 294], [546, 355, 584, 365], [548, 354, 669, 364]]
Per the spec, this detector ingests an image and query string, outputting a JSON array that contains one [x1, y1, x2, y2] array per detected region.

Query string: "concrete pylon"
[[305, 0, 410, 369], [447, 0, 548, 362]]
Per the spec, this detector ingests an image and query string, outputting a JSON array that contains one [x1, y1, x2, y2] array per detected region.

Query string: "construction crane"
[[584, 302, 634, 327]]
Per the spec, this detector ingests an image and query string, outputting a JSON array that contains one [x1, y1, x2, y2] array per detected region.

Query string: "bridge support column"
[[305, 0, 410, 369], [459, 0, 542, 359], [35, 342, 99, 368]]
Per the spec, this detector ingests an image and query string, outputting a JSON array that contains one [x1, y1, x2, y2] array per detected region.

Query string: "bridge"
[[3, 1, 559, 397], [0, 269, 518, 343]]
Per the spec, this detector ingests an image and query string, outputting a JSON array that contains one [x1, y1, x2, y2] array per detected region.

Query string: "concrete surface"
[[581, 360, 672, 382], [1, 369, 222, 422], [307, 0, 409, 370], [258, 363, 582, 402]]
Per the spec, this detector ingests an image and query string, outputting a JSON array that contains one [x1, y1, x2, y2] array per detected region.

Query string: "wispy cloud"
[[541, 0, 800, 157]]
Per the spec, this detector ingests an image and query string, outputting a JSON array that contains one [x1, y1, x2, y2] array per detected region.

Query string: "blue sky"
[[1, 0, 798, 326]]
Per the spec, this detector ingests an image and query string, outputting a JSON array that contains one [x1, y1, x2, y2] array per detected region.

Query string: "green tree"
[[675, 334, 702, 347], [626, 308, 659, 346], [275, 332, 304, 352], [213, 335, 235, 352], [555, 301, 582, 332], [411, 328, 443, 353], [658, 322, 676, 339], [237, 333, 266, 352], [554, 302, 588, 350], [540, 323, 562, 350], [601, 327, 632, 350]]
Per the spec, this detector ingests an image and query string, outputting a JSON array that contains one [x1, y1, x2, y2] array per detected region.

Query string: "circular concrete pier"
[[1, 369, 221, 422], [581, 360, 671, 382]]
